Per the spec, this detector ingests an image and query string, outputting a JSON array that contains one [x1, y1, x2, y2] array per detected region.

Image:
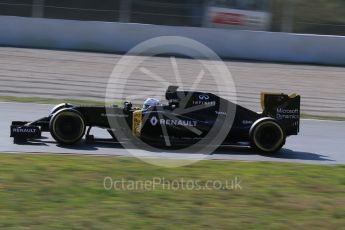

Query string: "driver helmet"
[[143, 98, 160, 110]]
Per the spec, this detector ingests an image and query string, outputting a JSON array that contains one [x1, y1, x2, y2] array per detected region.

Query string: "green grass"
[[1, 95, 344, 121], [271, 0, 345, 35], [0, 154, 344, 230]]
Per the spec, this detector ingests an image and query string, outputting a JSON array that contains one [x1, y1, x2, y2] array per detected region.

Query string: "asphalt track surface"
[[0, 47, 344, 117], [1, 102, 344, 165]]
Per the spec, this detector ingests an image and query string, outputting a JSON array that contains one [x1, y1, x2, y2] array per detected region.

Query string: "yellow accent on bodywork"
[[260, 92, 280, 111], [289, 93, 298, 98], [260, 92, 299, 111], [132, 110, 142, 138]]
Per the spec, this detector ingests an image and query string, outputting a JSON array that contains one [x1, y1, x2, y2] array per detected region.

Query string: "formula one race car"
[[11, 86, 300, 154]]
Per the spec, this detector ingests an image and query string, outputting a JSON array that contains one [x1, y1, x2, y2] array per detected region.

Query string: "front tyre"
[[249, 118, 286, 154], [50, 108, 86, 145], [50, 103, 74, 115]]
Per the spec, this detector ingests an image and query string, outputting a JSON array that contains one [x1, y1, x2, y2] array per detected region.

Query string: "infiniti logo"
[[198, 94, 210, 100]]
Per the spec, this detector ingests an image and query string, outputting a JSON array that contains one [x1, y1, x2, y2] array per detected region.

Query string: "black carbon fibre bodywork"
[[11, 86, 300, 149]]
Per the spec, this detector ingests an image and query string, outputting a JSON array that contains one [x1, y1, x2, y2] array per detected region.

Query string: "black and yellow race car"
[[11, 86, 300, 154]]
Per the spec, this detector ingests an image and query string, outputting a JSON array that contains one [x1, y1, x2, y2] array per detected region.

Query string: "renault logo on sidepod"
[[150, 116, 158, 126]]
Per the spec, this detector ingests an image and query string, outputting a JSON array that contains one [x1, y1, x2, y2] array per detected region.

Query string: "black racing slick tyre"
[[50, 103, 74, 115], [249, 118, 286, 154], [49, 108, 86, 145]]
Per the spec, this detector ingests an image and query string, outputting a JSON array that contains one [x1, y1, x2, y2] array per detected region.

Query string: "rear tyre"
[[249, 118, 286, 154], [50, 108, 86, 145]]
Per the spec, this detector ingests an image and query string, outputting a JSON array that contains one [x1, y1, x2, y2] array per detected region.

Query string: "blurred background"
[[0, 0, 344, 116], [0, 0, 344, 36]]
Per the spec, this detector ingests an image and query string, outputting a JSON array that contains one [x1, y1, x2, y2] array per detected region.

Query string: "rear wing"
[[261, 93, 301, 136]]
